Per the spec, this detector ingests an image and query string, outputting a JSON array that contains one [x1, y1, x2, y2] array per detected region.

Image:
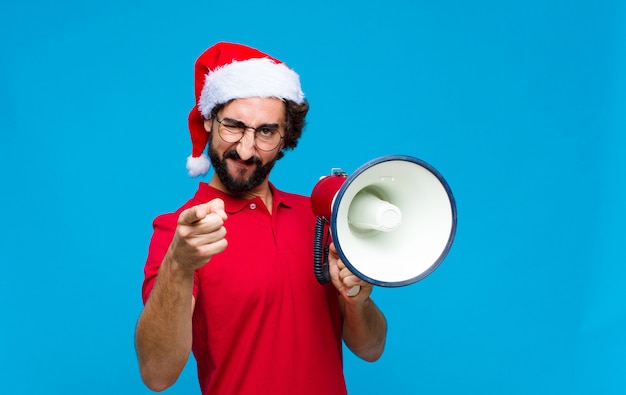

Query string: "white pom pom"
[[186, 154, 211, 177]]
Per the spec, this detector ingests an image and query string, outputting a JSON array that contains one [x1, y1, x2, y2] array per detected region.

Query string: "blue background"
[[1, 1, 625, 394]]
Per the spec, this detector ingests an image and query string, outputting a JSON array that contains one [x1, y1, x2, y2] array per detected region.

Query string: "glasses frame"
[[215, 117, 284, 152]]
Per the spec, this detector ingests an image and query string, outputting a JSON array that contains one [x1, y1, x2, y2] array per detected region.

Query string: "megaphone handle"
[[313, 217, 331, 285]]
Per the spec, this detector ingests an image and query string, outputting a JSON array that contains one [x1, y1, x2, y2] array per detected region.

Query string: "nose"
[[236, 129, 256, 161]]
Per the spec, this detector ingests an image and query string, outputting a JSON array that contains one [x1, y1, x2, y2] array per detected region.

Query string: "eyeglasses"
[[215, 117, 284, 152]]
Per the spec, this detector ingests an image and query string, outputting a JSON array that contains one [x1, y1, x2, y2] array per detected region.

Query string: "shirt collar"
[[195, 182, 293, 214]]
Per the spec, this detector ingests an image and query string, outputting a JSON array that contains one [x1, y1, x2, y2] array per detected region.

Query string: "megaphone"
[[311, 155, 457, 287]]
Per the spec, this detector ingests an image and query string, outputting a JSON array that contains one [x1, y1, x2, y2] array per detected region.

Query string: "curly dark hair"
[[209, 99, 309, 160]]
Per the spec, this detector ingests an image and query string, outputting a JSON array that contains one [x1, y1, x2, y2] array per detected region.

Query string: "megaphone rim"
[[330, 154, 458, 287]]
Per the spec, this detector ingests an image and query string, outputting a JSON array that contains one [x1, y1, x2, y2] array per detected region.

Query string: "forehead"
[[220, 97, 286, 122]]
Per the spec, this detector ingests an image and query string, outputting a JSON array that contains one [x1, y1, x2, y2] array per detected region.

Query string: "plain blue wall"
[[1, 1, 624, 394]]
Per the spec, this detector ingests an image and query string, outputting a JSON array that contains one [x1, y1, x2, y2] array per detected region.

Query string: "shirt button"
[[250, 203, 257, 210]]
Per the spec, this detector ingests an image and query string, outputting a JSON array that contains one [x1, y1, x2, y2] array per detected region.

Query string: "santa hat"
[[186, 42, 305, 177]]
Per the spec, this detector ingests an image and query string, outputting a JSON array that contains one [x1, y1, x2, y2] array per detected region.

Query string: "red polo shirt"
[[142, 183, 346, 395]]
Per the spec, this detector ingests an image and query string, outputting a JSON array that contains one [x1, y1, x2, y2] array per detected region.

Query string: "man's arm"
[[135, 259, 196, 391], [135, 199, 228, 391], [328, 244, 387, 362]]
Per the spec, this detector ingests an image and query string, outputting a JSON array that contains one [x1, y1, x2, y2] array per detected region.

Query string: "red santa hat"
[[186, 42, 305, 177]]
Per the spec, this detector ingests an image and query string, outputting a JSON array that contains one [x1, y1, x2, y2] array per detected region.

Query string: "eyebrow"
[[222, 117, 281, 129]]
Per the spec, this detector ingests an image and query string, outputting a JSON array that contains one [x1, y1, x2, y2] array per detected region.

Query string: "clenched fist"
[[167, 198, 228, 273]]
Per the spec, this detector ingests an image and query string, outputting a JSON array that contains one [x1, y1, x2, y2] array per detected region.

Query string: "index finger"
[[206, 198, 227, 221]]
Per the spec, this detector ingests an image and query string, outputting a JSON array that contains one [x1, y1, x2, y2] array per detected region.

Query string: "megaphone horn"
[[311, 155, 457, 287]]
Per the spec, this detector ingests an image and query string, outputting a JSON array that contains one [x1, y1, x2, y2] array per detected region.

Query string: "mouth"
[[228, 158, 252, 173], [225, 155, 260, 179]]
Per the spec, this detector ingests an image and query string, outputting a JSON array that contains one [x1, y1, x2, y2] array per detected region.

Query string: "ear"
[[203, 119, 213, 133]]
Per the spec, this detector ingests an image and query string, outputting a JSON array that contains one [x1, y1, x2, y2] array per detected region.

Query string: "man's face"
[[205, 97, 286, 194]]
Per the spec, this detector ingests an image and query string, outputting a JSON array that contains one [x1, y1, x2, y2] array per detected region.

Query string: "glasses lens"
[[255, 128, 282, 151], [218, 121, 245, 143]]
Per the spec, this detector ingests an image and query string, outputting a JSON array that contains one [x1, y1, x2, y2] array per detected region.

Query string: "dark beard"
[[208, 143, 278, 195]]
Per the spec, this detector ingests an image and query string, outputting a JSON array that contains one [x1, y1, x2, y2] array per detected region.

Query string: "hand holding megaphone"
[[327, 242, 373, 298], [311, 155, 457, 288]]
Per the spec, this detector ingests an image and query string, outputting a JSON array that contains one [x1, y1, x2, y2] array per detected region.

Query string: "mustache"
[[223, 148, 262, 166]]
